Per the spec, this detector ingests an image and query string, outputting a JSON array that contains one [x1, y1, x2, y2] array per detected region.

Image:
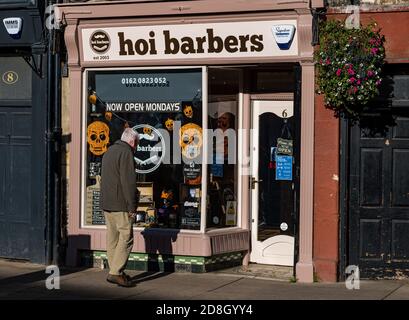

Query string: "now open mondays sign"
[[81, 20, 298, 62]]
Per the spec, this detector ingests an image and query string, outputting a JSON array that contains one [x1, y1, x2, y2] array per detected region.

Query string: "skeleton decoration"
[[165, 118, 174, 131], [179, 123, 203, 159], [87, 121, 110, 156], [183, 105, 193, 118]]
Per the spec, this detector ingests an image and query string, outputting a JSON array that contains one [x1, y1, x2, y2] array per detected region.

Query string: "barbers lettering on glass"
[[118, 29, 264, 56]]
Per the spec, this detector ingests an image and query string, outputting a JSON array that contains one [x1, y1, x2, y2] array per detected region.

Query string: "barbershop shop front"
[[56, 0, 321, 282]]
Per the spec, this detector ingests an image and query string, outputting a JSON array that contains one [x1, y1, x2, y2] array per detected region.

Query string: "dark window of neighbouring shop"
[[84, 68, 203, 230]]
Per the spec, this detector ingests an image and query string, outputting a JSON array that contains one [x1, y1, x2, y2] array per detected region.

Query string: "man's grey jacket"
[[101, 140, 139, 212]]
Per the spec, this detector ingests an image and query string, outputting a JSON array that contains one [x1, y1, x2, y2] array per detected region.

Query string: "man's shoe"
[[122, 272, 132, 281], [106, 274, 117, 284], [106, 274, 135, 287]]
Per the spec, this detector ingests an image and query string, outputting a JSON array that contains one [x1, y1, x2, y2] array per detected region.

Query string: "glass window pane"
[[84, 68, 203, 230], [207, 68, 239, 229]]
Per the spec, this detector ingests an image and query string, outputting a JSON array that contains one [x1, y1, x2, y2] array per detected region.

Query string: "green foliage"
[[315, 20, 386, 118]]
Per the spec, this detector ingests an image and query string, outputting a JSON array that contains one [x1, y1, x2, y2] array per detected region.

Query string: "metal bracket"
[[23, 54, 43, 78]]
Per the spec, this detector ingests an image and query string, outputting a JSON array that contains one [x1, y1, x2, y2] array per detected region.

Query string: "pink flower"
[[371, 48, 379, 55], [336, 69, 342, 77], [376, 79, 382, 86], [369, 38, 377, 45], [353, 87, 358, 93], [347, 68, 355, 75], [367, 70, 374, 77], [357, 80, 361, 85], [326, 58, 331, 65], [349, 77, 356, 83]]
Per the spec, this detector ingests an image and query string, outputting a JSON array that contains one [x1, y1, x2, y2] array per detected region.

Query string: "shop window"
[[206, 68, 239, 229], [83, 68, 204, 230]]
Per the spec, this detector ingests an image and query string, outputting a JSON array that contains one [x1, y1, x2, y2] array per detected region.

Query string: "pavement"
[[0, 259, 408, 300]]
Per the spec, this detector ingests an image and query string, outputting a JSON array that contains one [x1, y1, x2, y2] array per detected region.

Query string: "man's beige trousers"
[[104, 211, 134, 275]]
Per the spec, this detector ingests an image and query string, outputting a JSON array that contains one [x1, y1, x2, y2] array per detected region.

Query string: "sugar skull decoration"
[[143, 127, 152, 135], [183, 105, 193, 118], [179, 123, 203, 159], [165, 118, 174, 131], [87, 121, 110, 156]]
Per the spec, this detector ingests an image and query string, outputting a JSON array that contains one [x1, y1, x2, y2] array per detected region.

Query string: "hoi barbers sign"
[[82, 20, 298, 62]]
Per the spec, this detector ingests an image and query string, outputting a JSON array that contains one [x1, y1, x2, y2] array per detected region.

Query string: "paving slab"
[[1, 259, 408, 300]]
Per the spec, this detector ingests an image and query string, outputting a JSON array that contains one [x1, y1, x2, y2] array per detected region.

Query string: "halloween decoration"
[[88, 91, 97, 105], [165, 118, 174, 131], [105, 111, 112, 122], [157, 189, 178, 227], [87, 121, 110, 156], [179, 123, 203, 160], [183, 104, 193, 118], [143, 126, 152, 135]]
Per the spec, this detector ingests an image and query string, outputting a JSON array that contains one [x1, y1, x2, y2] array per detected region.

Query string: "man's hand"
[[128, 212, 137, 220]]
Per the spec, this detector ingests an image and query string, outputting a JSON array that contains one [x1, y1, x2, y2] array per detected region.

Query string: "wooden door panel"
[[359, 148, 384, 207], [392, 149, 409, 207], [391, 220, 409, 261]]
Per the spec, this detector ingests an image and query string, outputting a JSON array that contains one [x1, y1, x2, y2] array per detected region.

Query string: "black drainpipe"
[[46, 0, 62, 265], [53, 27, 62, 266], [45, 23, 55, 266]]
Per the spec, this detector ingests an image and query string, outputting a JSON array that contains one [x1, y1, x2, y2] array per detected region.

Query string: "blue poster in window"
[[211, 164, 224, 177], [276, 155, 293, 181]]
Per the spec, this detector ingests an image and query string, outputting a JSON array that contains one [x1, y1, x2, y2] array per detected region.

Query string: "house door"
[[250, 100, 296, 266], [349, 110, 409, 277], [348, 71, 409, 278], [0, 107, 33, 260]]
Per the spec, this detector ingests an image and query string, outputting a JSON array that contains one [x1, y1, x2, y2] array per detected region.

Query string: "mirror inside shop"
[[84, 68, 238, 231]]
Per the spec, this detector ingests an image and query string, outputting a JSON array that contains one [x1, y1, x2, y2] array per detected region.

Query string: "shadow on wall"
[[65, 234, 91, 267], [142, 229, 180, 272], [60, 133, 72, 266]]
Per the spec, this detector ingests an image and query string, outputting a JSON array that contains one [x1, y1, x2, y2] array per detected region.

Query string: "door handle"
[[251, 177, 263, 189]]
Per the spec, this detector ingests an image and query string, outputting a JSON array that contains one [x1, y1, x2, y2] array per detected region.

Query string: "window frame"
[[80, 65, 243, 233]]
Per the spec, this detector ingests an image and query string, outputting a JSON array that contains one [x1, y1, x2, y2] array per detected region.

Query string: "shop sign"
[[277, 138, 293, 156], [183, 161, 201, 180], [226, 201, 237, 226], [275, 155, 293, 181], [82, 20, 298, 62], [132, 124, 166, 174], [106, 102, 181, 113], [3, 17, 23, 38]]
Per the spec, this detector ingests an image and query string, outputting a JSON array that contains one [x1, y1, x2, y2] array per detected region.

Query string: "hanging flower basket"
[[315, 20, 386, 118]]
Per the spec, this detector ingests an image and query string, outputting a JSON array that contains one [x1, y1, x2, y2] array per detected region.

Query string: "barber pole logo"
[[90, 30, 111, 54], [132, 124, 166, 174]]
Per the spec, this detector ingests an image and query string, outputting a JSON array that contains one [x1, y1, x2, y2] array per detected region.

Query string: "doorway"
[[250, 100, 296, 266], [345, 65, 409, 278]]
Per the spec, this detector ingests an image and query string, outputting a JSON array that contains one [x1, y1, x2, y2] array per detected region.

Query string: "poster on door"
[[275, 155, 293, 181]]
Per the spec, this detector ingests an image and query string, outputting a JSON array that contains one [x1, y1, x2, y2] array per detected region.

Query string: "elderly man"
[[101, 128, 140, 287]]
